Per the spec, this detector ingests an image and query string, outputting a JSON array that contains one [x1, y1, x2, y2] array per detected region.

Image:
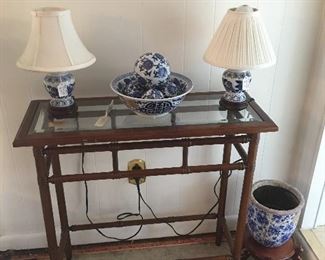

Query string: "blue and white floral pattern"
[[157, 81, 178, 98], [141, 89, 164, 99], [135, 97, 183, 116], [43, 72, 75, 108], [247, 180, 305, 248], [134, 52, 170, 86], [115, 73, 189, 101], [117, 74, 148, 98], [248, 204, 298, 247], [110, 72, 193, 117], [124, 84, 147, 98], [222, 70, 251, 103], [50, 97, 75, 108]]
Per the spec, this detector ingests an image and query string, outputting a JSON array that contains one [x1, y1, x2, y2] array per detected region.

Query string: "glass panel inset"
[[30, 93, 262, 134]]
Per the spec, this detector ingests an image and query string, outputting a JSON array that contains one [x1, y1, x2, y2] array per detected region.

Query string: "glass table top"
[[30, 93, 262, 134]]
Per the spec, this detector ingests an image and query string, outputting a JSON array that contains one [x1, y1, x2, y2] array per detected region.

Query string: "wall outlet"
[[128, 159, 146, 185]]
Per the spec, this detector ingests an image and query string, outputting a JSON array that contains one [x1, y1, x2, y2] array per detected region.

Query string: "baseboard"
[[0, 231, 52, 251]]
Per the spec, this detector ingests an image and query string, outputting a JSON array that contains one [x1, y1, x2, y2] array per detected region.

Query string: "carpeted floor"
[[72, 242, 231, 260], [2, 232, 314, 259], [3, 241, 233, 260]]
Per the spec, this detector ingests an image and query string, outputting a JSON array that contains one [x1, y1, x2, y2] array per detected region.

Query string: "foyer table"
[[13, 92, 278, 260]]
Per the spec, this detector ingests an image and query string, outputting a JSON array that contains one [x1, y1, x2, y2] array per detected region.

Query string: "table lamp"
[[204, 5, 276, 110], [17, 7, 96, 116]]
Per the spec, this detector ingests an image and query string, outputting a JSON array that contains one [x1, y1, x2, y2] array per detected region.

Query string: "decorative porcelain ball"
[[134, 52, 170, 86], [159, 82, 178, 98], [124, 84, 147, 98], [117, 77, 133, 95], [141, 89, 164, 99], [172, 77, 187, 94], [136, 74, 149, 88]]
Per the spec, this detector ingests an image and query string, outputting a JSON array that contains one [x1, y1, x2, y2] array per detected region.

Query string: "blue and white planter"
[[248, 180, 305, 248]]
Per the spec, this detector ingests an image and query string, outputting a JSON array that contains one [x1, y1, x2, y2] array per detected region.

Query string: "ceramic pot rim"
[[250, 179, 305, 215]]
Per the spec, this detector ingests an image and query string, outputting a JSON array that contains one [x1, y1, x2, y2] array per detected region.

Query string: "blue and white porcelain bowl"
[[248, 180, 305, 248], [110, 72, 193, 117]]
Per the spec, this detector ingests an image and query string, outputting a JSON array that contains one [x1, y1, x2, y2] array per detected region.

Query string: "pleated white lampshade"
[[17, 7, 96, 72], [204, 5, 276, 70]]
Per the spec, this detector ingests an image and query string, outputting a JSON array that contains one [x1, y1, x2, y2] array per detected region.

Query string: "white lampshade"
[[17, 7, 96, 72], [204, 5, 276, 70]]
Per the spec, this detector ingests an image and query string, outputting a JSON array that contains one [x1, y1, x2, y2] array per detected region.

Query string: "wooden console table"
[[13, 92, 278, 260]]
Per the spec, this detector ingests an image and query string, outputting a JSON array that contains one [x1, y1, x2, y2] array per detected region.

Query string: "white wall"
[[300, 128, 325, 229], [0, 0, 323, 250], [292, 4, 325, 229]]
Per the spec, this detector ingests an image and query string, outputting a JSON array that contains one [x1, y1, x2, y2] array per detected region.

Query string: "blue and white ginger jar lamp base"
[[219, 69, 252, 110], [43, 72, 77, 117]]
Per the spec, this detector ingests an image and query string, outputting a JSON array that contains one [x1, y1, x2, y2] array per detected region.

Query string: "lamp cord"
[[136, 158, 242, 236], [81, 151, 242, 240], [82, 151, 144, 241]]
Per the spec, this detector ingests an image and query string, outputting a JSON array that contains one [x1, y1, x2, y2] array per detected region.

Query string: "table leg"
[[215, 140, 232, 245], [232, 134, 260, 260], [52, 151, 72, 259], [33, 147, 60, 260]]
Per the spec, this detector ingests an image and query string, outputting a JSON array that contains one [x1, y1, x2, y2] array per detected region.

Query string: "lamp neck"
[[225, 69, 249, 73], [47, 72, 71, 76]]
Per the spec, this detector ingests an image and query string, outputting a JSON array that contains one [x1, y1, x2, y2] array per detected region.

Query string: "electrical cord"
[[138, 174, 221, 236], [213, 158, 243, 198], [81, 151, 243, 240], [137, 158, 243, 236], [81, 151, 144, 241]]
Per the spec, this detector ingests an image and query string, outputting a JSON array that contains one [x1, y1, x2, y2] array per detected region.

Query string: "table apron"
[[45, 135, 251, 155], [48, 163, 245, 183]]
